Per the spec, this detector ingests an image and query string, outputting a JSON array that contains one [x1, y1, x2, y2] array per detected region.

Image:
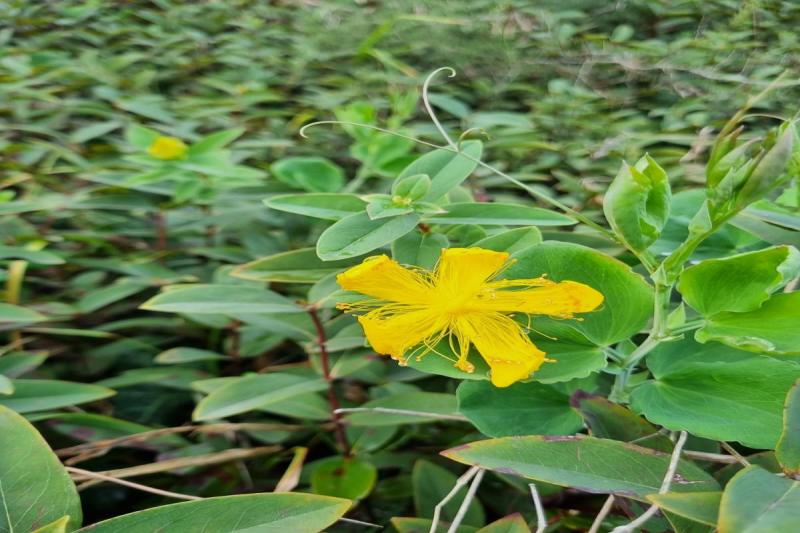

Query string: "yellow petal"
[[479, 280, 604, 318], [337, 255, 432, 304], [147, 136, 187, 160], [357, 310, 445, 361], [434, 248, 509, 298], [455, 313, 546, 387]]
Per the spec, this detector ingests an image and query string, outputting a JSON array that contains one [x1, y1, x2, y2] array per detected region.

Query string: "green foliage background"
[[2, 1, 800, 531]]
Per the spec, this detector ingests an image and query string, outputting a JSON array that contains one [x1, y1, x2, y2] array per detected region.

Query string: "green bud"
[[391, 173, 431, 202], [706, 138, 757, 188], [707, 126, 743, 182], [738, 123, 796, 205], [603, 154, 671, 251]]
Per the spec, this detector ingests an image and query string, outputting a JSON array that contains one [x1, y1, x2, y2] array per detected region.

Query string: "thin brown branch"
[[308, 306, 351, 456], [66, 466, 202, 501], [70, 445, 281, 489], [56, 422, 299, 460]]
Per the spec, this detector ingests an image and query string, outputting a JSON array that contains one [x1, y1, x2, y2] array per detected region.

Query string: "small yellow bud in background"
[[147, 136, 188, 160]]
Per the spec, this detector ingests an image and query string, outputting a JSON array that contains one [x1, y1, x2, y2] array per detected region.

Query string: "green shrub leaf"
[[0, 405, 82, 533], [425, 202, 575, 226], [316, 211, 420, 260], [678, 245, 800, 315], [457, 380, 583, 437], [442, 435, 718, 501], [75, 493, 350, 532], [630, 339, 800, 449], [695, 292, 800, 354], [718, 466, 800, 533]]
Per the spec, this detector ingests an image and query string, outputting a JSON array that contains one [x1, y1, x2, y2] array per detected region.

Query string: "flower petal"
[[358, 310, 445, 361], [337, 255, 431, 304], [456, 313, 546, 387], [479, 280, 604, 318], [435, 248, 510, 297]]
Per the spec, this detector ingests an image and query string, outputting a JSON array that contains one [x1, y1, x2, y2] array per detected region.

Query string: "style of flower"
[[336, 247, 604, 387], [147, 136, 188, 160]]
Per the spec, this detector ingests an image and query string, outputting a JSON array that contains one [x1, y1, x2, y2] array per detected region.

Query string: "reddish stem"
[[308, 307, 351, 456], [153, 210, 168, 253]]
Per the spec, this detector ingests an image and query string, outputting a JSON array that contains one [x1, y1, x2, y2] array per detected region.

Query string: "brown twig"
[[307, 306, 351, 456], [153, 210, 168, 253], [70, 445, 281, 490], [56, 423, 296, 460], [66, 466, 202, 501]]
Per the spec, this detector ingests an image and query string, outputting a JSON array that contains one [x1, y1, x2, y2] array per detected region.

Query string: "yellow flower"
[[147, 136, 188, 160], [336, 247, 604, 387]]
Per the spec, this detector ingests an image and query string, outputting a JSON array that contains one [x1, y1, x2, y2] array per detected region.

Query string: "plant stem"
[[5, 260, 27, 344], [307, 306, 351, 456], [344, 166, 372, 193]]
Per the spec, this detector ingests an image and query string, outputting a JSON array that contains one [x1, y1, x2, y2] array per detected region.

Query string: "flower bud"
[[737, 123, 796, 205], [391, 174, 431, 203]]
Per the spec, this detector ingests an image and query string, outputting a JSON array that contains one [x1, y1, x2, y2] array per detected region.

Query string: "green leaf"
[[412, 460, 485, 527], [398, 140, 483, 201], [188, 128, 245, 155], [264, 193, 366, 220], [125, 124, 160, 150], [0, 405, 82, 533], [69, 120, 121, 143], [532, 341, 607, 383], [271, 156, 345, 192], [776, 380, 800, 475], [391, 231, 449, 269], [718, 466, 800, 533], [647, 492, 721, 526], [507, 242, 653, 346], [77, 280, 150, 313], [573, 393, 673, 452], [678, 245, 800, 315], [0, 352, 47, 378], [0, 246, 64, 265], [76, 493, 350, 532], [630, 339, 800, 449], [603, 154, 671, 251], [442, 435, 718, 501], [425, 203, 575, 226], [0, 375, 12, 395], [316, 211, 420, 261], [695, 292, 800, 354], [192, 373, 328, 420], [233, 248, 361, 283], [0, 303, 47, 325], [345, 391, 459, 426], [141, 284, 303, 314], [457, 380, 583, 437], [310, 456, 377, 500], [31, 516, 72, 533], [154, 347, 227, 364], [0, 379, 115, 413], [475, 514, 530, 533], [473, 227, 542, 254]]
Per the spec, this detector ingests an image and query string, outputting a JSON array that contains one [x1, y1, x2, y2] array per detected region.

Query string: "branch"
[[529, 483, 548, 533], [446, 468, 485, 533], [588, 495, 616, 533], [66, 466, 201, 501], [308, 306, 351, 456], [611, 431, 689, 533], [334, 407, 467, 421], [429, 466, 480, 533]]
